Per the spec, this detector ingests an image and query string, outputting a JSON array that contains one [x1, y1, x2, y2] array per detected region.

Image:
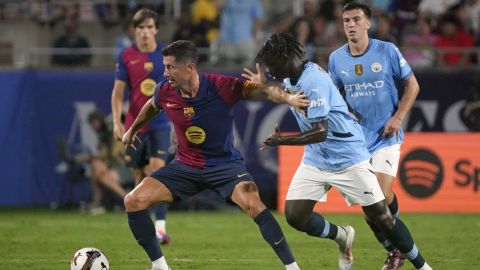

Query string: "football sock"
[[285, 261, 301, 270], [303, 212, 338, 240], [389, 194, 399, 218], [384, 218, 426, 269], [254, 209, 296, 265], [127, 209, 163, 261], [366, 218, 394, 251], [154, 203, 168, 220], [152, 256, 170, 270], [155, 220, 166, 234]]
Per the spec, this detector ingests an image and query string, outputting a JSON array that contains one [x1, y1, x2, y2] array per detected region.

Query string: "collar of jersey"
[[346, 38, 372, 58]]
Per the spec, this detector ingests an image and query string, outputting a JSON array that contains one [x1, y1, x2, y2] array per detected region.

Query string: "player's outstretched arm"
[[122, 98, 159, 147], [262, 120, 328, 148], [242, 63, 309, 110]]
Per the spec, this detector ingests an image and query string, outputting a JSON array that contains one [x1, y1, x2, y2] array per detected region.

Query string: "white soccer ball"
[[70, 247, 109, 270]]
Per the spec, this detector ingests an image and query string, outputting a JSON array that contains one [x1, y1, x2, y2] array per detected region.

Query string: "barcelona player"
[[329, 2, 423, 269], [111, 8, 171, 244], [122, 40, 310, 270], [248, 33, 431, 270]]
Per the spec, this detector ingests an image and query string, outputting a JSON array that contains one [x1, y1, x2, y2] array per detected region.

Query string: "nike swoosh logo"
[[166, 102, 178, 108], [237, 173, 248, 178], [130, 59, 139, 64], [274, 237, 284, 245]]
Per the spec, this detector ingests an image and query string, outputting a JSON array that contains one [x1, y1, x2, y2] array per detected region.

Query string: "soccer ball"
[[70, 247, 109, 270]]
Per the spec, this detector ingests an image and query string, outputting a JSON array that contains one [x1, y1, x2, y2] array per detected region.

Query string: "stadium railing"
[[1, 46, 479, 71]]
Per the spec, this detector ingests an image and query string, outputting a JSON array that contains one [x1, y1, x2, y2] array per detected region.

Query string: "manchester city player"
[[122, 40, 310, 270], [111, 9, 172, 244], [329, 2, 422, 269], [249, 33, 431, 270]]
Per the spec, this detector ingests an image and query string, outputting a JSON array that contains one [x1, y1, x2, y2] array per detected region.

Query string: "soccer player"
[[328, 2, 421, 269], [122, 40, 310, 270], [111, 8, 172, 244], [249, 33, 431, 270]]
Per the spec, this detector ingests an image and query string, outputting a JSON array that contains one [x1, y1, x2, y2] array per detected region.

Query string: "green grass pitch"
[[0, 208, 478, 269]]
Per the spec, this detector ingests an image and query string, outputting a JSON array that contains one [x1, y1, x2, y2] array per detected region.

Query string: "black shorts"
[[149, 160, 253, 201], [124, 128, 171, 168]]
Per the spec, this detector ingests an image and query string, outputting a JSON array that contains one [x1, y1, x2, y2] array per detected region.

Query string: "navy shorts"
[[125, 127, 171, 168], [149, 160, 253, 201]]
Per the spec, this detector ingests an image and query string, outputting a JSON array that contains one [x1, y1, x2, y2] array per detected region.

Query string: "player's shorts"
[[124, 127, 171, 168], [286, 160, 384, 207], [149, 160, 253, 201], [371, 144, 401, 177]]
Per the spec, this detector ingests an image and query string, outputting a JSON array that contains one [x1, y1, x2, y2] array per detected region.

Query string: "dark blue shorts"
[[149, 160, 253, 201], [125, 127, 171, 168]]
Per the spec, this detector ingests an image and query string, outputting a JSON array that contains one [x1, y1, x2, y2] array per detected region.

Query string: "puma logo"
[[386, 160, 392, 168], [364, 189, 374, 196]]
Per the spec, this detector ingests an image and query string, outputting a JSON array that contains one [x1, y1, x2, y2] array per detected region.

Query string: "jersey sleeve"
[[214, 75, 253, 104], [115, 52, 128, 82], [305, 75, 332, 123], [388, 43, 413, 81]]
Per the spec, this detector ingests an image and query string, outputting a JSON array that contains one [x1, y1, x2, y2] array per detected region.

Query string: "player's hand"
[[261, 124, 283, 149], [122, 129, 141, 150], [241, 63, 266, 84], [287, 91, 309, 116], [382, 115, 402, 141], [113, 122, 125, 141]]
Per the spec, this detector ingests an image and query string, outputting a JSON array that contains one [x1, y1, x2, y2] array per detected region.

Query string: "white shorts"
[[371, 144, 401, 177], [286, 161, 385, 207]]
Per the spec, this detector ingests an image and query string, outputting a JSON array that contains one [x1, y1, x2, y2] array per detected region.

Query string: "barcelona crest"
[[183, 107, 195, 118], [354, 64, 363, 76], [144, 62, 154, 72]]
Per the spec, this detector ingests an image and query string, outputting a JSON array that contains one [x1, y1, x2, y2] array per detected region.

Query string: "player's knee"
[[285, 210, 308, 231], [124, 191, 149, 212], [245, 197, 266, 218], [369, 209, 394, 231], [364, 201, 395, 231]]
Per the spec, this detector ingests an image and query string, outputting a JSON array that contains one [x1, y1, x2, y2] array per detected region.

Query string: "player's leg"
[[146, 128, 173, 244], [230, 180, 300, 270], [369, 144, 407, 269], [287, 162, 355, 269], [352, 159, 431, 270], [363, 202, 431, 270]]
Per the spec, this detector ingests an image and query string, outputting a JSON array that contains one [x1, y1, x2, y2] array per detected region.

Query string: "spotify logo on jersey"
[[399, 148, 443, 198]]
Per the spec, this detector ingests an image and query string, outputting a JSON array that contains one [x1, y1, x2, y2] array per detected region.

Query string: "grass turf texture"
[[0, 208, 478, 269]]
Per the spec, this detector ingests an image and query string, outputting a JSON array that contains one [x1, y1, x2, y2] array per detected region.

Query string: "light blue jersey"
[[328, 39, 413, 154], [284, 62, 370, 172]]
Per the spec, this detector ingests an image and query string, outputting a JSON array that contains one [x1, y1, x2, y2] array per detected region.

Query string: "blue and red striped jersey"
[[116, 43, 170, 133], [153, 73, 254, 168]]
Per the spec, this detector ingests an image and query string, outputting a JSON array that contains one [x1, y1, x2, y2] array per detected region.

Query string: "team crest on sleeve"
[[371, 62, 382, 72], [400, 59, 406, 67], [354, 64, 363, 76], [140, 79, 156, 96], [185, 126, 206, 144], [144, 62, 154, 72], [183, 107, 195, 118]]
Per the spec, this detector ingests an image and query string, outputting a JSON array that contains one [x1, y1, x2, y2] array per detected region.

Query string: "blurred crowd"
[[1, 0, 480, 68]]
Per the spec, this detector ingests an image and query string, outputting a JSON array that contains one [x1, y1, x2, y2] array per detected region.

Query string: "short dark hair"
[[342, 1, 372, 19], [255, 33, 307, 68], [132, 8, 159, 28], [162, 40, 199, 65]]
